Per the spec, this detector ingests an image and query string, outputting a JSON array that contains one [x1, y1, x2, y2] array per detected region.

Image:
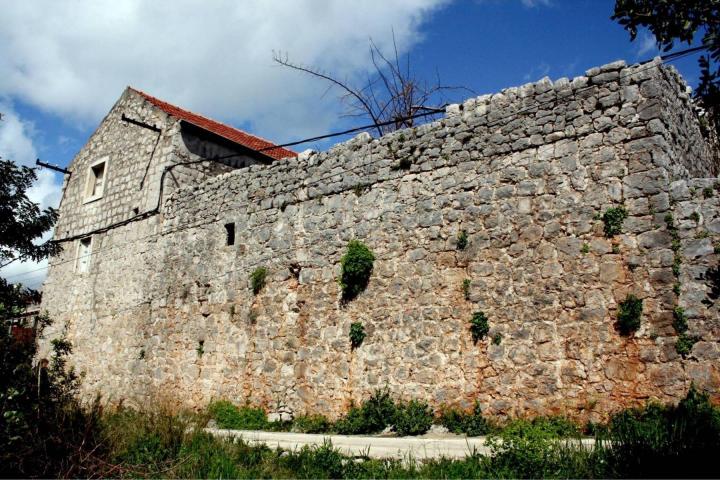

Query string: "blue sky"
[[0, 0, 705, 286]]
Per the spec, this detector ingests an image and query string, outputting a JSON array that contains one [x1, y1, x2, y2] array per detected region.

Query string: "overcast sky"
[[0, 0, 704, 288]]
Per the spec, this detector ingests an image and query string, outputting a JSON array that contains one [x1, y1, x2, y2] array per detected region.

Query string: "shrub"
[[335, 389, 397, 435], [292, 414, 332, 434], [250, 267, 267, 295], [339, 240, 375, 301], [617, 294, 642, 336], [703, 186, 714, 198], [605, 385, 720, 478], [349, 322, 366, 349], [602, 206, 628, 237], [469, 311, 490, 343], [394, 399, 433, 436], [207, 401, 268, 430], [690, 211, 700, 223], [457, 230, 468, 250], [439, 402, 490, 436]]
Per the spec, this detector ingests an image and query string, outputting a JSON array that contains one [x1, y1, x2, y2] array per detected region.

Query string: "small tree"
[[0, 158, 60, 268], [274, 33, 472, 136]]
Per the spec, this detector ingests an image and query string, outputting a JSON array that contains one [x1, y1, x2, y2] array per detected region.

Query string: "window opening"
[[77, 237, 92, 273], [225, 223, 235, 246]]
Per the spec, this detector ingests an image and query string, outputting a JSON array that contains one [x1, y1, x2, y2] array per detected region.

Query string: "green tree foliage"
[[0, 158, 60, 268], [612, 0, 720, 132]]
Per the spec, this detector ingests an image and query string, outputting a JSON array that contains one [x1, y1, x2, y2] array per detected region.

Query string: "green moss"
[[617, 294, 642, 336], [602, 206, 628, 237]]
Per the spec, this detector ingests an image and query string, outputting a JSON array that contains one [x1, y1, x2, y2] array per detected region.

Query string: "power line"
[[8, 49, 703, 283]]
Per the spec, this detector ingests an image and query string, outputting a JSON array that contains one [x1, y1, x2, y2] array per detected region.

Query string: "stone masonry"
[[41, 58, 720, 423]]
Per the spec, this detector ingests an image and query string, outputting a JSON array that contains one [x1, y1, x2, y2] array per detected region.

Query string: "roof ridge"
[[127, 86, 296, 161]]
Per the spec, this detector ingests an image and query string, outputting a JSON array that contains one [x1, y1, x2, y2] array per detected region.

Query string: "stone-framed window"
[[83, 157, 108, 203], [76, 237, 92, 273]]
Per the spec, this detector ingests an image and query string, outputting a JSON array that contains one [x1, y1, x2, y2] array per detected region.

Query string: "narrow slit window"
[[77, 237, 92, 273], [84, 157, 108, 202], [225, 223, 235, 246]]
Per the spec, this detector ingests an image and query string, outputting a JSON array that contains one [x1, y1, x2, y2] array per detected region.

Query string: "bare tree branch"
[[272, 35, 475, 136]]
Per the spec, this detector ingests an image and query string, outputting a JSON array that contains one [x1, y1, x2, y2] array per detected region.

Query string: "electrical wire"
[[6, 48, 704, 283]]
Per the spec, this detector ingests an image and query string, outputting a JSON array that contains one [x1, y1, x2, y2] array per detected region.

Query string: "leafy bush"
[[249, 267, 267, 295], [335, 389, 397, 435], [457, 230, 468, 250], [439, 402, 490, 436], [672, 306, 688, 333], [394, 399, 433, 436], [602, 205, 628, 237], [617, 294, 642, 335], [349, 321, 366, 349], [207, 401, 268, 430], [339, 240, 375, 301], [292, 414, 332, 434], [605, 385, 720, 478], [469, 311, 490, 343]]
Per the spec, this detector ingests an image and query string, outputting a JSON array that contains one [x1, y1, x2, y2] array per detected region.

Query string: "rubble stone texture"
[[41, 59, 720, 422]]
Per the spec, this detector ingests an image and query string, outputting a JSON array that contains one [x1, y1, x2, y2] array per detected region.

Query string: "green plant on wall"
[[339, 240, 375, 301], [676, 333, 699, 357], [349, 322, 366, 349], [457, 230, 469, 250], [250, 267, 267, 295], [617, 294, 643, 336], [602, 206, 628, 237], [469, 311, 490, 344], [462, 279, 471, 300]]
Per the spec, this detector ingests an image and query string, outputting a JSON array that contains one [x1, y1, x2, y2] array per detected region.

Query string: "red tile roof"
[[129, 87, 296, 161]]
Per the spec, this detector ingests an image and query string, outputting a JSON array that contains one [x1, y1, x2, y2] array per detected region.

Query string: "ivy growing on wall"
[[340, 240, 375, 301]]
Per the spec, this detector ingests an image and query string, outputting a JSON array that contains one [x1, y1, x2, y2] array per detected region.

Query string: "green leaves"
[[349, 322, 366, 349], [469, 311, 490, 344], [249, 267, 267, 295], [339, 240, 375, 301], [602, 206, 628, 237], [617, 294, 643, 335]]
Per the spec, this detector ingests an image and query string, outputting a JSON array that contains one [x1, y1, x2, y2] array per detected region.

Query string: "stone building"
[[41, 59, 720, 421]]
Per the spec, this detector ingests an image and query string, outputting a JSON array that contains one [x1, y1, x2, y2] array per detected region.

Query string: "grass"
[[15, 386, 717, 478]]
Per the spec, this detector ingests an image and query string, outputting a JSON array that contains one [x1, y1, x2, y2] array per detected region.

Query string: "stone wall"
[[41, 59, 720, 422]]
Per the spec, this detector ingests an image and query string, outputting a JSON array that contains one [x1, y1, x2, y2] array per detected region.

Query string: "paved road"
[[208, 429, 482, 460], [205, 428, 598, 460]]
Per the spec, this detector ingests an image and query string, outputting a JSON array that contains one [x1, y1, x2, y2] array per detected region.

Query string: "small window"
[[225, 223, 235, 246], [77, 237, 92, 273], [84, 157, 108, 202]]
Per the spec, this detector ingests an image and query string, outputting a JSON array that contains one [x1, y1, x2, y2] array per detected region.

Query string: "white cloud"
[[0, 102, 63, 290], [523, 62, 551, 82], [521, 0, 551, 7], [0, 0, 448, 141], [636, 31, 659, 59]]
